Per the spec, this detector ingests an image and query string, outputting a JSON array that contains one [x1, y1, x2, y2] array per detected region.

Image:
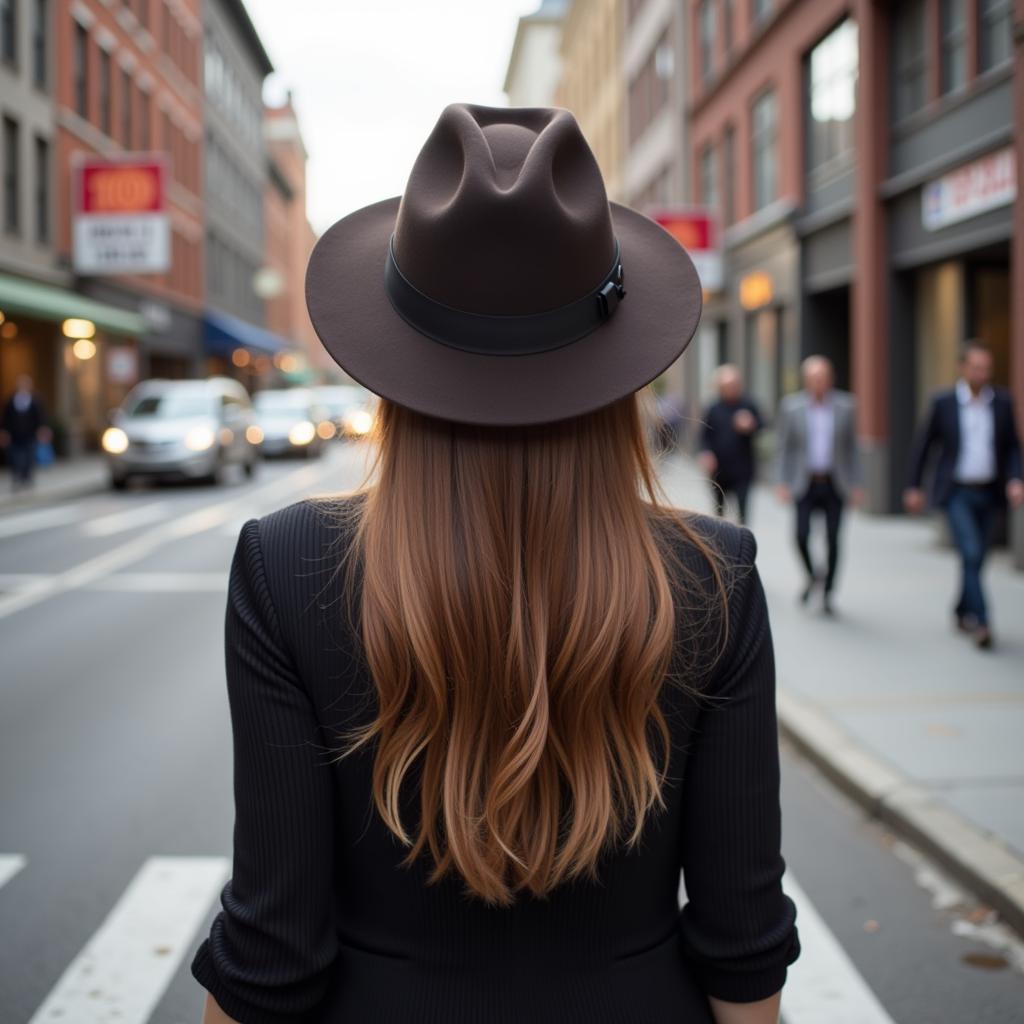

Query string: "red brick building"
[[686, 0, 1021, 518], [54, 0, 205, 422], [263, 95, 329, 378]]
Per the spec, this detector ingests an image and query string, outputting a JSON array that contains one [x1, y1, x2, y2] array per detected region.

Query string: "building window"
[[699, 142, 718, 210], [698, 0, 716, 85], [751, 89, 777, 211], [628, 30, 671, 145], [74, 21, 89, 119], [752, 0, 773, 25], [1, 0, 16, 65], [34, 135, 48, 243], [940, 0, 967, 94], [99, 48, 111, 135], [807, 19, 858, 175], [121, 67, 132, 146], [32, 0, 47, 88], [892, 0, 927, 122], [978, 0, 1012, 72], [3, 116, 19, 235], [723, 123, 735, 225]]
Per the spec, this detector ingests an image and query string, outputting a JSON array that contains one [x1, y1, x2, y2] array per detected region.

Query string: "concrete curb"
[[777, 687, 1024, 936]]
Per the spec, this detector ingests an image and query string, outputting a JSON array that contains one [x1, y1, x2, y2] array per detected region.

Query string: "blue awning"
[[203, 309, 290, 356]]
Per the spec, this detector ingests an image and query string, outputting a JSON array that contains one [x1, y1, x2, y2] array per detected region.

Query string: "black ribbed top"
[[191, 499, 798, 1023]]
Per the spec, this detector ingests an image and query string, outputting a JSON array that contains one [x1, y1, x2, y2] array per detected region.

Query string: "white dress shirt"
[[954, 378, 996, 484], [13, 390, 31, 413], [805, 397, 835, 474]]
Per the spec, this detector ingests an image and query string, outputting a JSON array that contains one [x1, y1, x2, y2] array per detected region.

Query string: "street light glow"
[[62, 318, 97, 339], [72, 338, 98, 360]]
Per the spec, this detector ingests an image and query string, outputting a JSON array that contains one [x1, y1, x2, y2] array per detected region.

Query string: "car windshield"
[[125, 392, 214, 419], [254, 391, 310, 413], [314, 387, 363, 413]]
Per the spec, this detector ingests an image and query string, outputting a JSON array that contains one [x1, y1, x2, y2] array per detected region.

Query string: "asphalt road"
[[0, 445, 1021, 1024]]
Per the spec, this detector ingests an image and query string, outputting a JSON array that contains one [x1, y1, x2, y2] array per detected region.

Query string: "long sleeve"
[[844, 397, 863, 488], [700, 405, 716, 455], [1004, 396, 1022, 482], [677, 529, 799, 1002], [191, 520, 338, 1023]]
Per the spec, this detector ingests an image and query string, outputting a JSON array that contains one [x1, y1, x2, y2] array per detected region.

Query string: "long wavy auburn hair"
[[335, 392, 725, 906]]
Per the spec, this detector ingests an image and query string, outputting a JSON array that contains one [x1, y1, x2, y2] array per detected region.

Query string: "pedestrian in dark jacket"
[[904, 342, 1024, 648], [697, 365, 763, 525], [0, 375, 52, 490]]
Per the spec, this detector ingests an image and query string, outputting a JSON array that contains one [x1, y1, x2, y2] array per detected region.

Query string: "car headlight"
[[316, 420, 336, 440], [101, 427, 129, 454], [245, 425, 264, 444], [344, 409, 374, 436], [184, 426, 216, 452], [288, 421, 316, 446]]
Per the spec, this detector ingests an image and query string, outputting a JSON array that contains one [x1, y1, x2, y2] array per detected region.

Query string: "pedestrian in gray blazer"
[[775, 356, 863, 613]]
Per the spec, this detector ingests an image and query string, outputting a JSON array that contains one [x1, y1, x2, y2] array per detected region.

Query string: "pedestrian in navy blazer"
[[904, 343, 1024, 648]]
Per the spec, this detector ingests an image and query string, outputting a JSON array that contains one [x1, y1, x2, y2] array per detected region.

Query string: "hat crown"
[[393, 104, 616, 316]]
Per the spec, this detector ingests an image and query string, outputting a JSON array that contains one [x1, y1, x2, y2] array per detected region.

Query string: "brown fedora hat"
[[305, 103, 701, 426]]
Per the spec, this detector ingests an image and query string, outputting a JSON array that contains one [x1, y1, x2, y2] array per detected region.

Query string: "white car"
[[252, 389, 330, 458], [102, 378, 259, 489]]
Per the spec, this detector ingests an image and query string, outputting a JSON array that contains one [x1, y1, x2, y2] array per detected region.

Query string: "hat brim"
[[305, 197, 702, 426]]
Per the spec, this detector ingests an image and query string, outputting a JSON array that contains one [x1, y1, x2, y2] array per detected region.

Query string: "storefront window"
[[699, 142, 718, 211], [940, 0, 967, 94], [807, 19, 858, 176], [892, 0, 927, 122], [978, 0, 1012, 72], [751, 89, 777, 212]]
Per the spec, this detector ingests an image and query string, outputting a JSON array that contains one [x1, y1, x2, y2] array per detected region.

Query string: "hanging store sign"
[[922, 147, 1016, 232], [73, 155, 170, 274], [651, 209, 723, 292]]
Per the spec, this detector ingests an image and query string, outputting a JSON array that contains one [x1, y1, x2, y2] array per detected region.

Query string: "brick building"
[[686, 0, 1020, 516], [263, 95, 328, 378]]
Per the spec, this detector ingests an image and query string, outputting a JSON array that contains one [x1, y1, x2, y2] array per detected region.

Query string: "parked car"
[[252, 388, 330, 458], [101, 378, 259, 489], [312, 385, 369, 438]]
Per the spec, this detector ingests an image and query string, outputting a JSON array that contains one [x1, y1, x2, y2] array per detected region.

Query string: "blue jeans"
[[945, 485, 996, 627]]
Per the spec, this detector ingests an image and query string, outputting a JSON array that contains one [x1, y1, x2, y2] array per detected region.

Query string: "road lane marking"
[[90, 572, 227, 592], [0, 463, 323, 621], [0, 854, 26, 890], [0, 505, 85, 539], [81, 501, 171, 538], [27, 856, 229, 1024], [782, 873, 896, 1024]]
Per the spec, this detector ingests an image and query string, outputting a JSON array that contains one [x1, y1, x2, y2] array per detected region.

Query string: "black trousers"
[[795, 476, 844, 593], [711, 475, 752, 525]]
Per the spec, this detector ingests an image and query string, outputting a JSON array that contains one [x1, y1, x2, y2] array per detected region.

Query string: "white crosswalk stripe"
[[0, 854, 26, 890], [0, 505, 85, 540], [81, 502, 172, 538], [27, 856, 229, 1024]]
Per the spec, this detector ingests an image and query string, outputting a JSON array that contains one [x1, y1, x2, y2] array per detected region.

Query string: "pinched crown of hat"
[[305, 102, 702, 426]]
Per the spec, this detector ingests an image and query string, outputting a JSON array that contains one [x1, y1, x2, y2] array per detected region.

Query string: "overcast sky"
[[245, 0, 540, 234]]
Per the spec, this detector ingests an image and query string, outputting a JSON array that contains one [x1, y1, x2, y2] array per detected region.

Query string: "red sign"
[[652, 211, 715, 251], [79, 161, 164, 214], [649, 208, 723, 292], [73, 155, 170, 275]]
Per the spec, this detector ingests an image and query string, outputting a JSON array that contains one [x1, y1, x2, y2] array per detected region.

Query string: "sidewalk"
[[0, 455, 108, 511], [659, 455, 1024, 933]]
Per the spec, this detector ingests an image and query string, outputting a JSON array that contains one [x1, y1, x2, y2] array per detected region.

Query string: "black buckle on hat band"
[[384, 236, 626, 357]]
